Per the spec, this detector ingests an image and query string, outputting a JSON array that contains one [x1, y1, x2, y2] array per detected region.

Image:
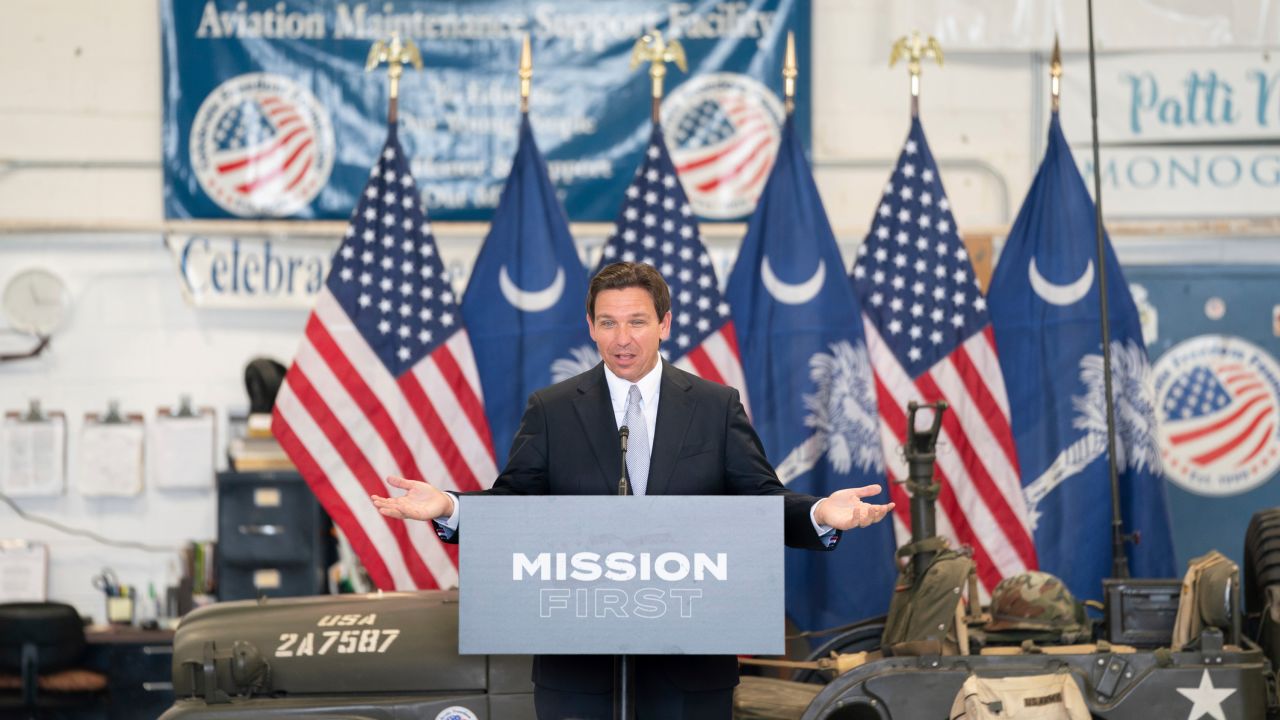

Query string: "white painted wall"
[[1, 1, 1278, 622]]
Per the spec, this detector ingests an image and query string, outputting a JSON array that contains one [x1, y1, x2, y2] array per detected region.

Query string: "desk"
[[85, 627, 175, 720]]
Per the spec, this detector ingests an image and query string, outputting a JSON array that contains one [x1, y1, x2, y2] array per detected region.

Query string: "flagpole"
[[890, 31, 943, 118], [365, 34, 424, 126], [783, 31, 797, 117], [1082, 3, 1131, 579], [519, 33, 532, 116], [630, 29, 687, 124]]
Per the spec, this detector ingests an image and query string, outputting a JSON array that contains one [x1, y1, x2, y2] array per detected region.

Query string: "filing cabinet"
[[216, 471, 331, 601]]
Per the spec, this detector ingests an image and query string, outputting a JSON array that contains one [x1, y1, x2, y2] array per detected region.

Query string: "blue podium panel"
[[459, 496, 783, 655]]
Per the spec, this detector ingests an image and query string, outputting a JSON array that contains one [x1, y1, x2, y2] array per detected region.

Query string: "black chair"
[[0, 602, 107, 717]]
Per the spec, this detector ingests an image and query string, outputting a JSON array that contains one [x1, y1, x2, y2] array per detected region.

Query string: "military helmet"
[[984, 571, 1087, 634]]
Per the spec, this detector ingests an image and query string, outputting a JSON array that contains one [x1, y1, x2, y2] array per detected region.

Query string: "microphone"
[[618, 426, 630, 496]]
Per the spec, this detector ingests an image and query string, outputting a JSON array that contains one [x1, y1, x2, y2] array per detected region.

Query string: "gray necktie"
[[624, 384, 650, 495]]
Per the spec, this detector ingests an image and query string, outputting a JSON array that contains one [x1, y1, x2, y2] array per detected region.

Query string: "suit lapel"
[[572, 363, 623, 494], [646, 362, 695, 496]]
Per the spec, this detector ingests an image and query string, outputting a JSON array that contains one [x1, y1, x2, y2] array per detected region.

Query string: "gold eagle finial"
[[890, 31, 943, 114], [630, 29, 687, 122]]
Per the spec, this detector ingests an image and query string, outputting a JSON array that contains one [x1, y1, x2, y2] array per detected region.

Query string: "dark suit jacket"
[[447, 361, 838, 692]]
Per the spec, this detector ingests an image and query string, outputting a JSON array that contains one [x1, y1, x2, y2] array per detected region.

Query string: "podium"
[[458, 495, 785, 656]]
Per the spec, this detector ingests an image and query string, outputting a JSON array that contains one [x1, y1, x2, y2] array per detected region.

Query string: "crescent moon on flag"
[[499, 265, 565, 312], [1028, 257, 1094, 306], [761, 257, 825, 306]]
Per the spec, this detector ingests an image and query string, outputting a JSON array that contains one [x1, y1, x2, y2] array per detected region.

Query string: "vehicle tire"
[[1245, 508, 1280, 616]]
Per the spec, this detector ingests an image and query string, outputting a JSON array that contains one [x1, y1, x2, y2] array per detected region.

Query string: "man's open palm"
[[815, 484, 895, 531], [371, 475, 452, 521]]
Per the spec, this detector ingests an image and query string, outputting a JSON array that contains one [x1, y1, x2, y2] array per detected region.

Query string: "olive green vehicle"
[[776, 402, 1280, 720]]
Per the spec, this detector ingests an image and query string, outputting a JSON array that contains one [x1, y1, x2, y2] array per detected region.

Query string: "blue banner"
[[161, 0, 809, 222], [1125, 265, 1280, 573]]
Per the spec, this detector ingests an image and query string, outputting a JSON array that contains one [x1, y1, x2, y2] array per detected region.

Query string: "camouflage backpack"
[[981, 571, 1091, 645]]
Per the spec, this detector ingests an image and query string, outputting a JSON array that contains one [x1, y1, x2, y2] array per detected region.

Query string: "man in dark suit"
[[372, 262, 893, 719]]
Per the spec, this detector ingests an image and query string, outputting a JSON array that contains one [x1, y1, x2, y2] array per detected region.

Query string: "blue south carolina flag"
[[461, 116, 594, 462], [726, 117, 897, 630], [987, 114, 1176, 600]]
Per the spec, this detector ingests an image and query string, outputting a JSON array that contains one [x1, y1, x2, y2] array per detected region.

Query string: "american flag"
[[1163, 362, 1277, 472], [272, 128, 497, 591], [212, 95, 317, 199], [671, 94, 775, 210], [851, 119, 1037, 592], [598, 126, 749, 405]]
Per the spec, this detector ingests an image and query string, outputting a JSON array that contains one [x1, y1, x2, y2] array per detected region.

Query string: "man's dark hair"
[[587, 262, 671, 320]]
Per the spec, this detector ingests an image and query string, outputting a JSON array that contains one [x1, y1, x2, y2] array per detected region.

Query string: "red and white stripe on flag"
[[865, 320, 1037, 593], [671, 321, 751, 417], [272, 289, 498, 591]]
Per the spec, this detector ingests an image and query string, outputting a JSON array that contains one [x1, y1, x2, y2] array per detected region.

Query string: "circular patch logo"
[[1153, 335, 1280, 496], [189, 73, 334, 217], [662, 73, 785, 219], [434, 707, 478, 720]]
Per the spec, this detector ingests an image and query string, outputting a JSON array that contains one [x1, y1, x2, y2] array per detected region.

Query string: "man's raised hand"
[[814, 484, 895, 531], [371, 475, 453, 521]]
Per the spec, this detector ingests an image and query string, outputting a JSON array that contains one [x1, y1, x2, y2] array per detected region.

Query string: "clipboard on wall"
[[0, 540, 48, 602], [151, 395, 216, 490], [80, 401, 145, 497], [1, 400, 67, 497]]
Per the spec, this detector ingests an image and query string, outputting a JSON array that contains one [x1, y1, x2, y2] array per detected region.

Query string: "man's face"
[[588, 287, 671, 382]]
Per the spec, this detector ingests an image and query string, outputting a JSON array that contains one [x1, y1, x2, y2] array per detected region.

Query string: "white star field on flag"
[[851, 137, 990, 378], [328, 140, 457, 376], [599, 132, 731, 358]]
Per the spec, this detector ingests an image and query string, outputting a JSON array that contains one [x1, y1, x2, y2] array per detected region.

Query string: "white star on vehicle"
[[1176, 670, 1235, 720]]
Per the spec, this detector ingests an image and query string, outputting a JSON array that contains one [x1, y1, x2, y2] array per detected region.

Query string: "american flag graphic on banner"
[[272, 127, 497, 591], [671, 94, 775, 204], [851, 119, 1037, 592], [1163, 362, 1276, 470], [212, 96, 318, 199], [597, 125, 749, 405]]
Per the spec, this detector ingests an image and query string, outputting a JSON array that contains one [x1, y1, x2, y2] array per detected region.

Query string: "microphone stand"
[[614, 426, 633, 720]]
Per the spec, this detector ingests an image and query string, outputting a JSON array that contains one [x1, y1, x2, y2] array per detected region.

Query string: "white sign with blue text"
[[458, 495, 784, 655], [166, 234, 335, 308], [1059, 50, 1280, 218]]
